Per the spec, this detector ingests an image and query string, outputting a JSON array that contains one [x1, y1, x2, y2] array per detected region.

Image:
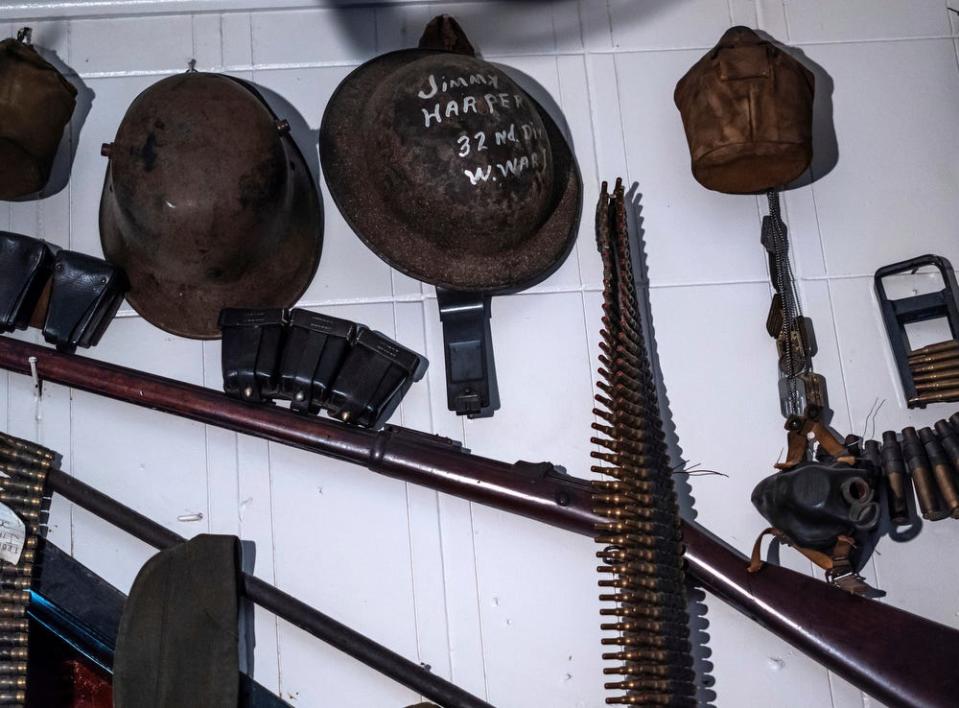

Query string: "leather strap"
[[749, 528, 872, 595]]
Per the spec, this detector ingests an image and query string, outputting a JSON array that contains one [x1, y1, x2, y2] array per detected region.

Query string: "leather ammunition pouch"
[[43, 250, 126, 352], [0, 231, 125, 352], [219, 309, 286, 403], [327, 328, 428, 429], [220, 308, 427, 429], [0, 231, 52, 332], [278, 309, 355, 414]]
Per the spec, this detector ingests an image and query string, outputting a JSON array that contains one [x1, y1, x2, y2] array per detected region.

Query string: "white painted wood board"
[[2, 1, 959, 706]]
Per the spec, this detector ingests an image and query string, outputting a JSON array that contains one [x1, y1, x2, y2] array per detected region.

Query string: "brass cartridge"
[[901, 427, 948, 520]]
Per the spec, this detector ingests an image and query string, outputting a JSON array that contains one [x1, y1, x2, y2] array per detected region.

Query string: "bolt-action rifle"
[[0, 332, 956, 706]]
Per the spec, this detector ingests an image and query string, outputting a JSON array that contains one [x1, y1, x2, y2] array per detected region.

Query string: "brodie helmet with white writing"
[[320, 16, 581, 293], [99, 72, 323, 338]]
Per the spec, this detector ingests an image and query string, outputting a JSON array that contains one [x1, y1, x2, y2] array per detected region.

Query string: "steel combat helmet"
[[320, 16, 581, 293], [0, 28, 77, 200], [321, 16, 581, 418], [100, 72, 322, 338]]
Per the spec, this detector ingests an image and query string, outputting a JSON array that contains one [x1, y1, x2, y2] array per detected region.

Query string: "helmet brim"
[[320, 49, 581, 294]]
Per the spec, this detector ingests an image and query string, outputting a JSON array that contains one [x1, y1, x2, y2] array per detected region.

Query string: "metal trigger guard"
[[436, 288, 498, 419]]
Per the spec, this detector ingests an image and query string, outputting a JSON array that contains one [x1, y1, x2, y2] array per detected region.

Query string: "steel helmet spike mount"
[[320, 16, 582, 418], [0, 27, 78, 200], [99, 70, 323, 339]]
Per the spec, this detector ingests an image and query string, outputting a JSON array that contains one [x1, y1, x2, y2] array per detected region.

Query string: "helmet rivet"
[[100, 143, 113, 158], [275, 119, 290, 135], [243, 386, 254, 399]]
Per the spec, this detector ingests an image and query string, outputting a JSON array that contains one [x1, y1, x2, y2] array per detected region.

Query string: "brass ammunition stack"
[[907, 341, 959, 406], [0, 432, 54, 706], [879, 413, 959, 522], [591, 180, 695, 706]]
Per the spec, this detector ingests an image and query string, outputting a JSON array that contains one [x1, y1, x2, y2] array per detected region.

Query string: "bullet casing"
[[901, 427, 948, 520], [880, 432, 910, 524], [919, 428, 959, 518], [915, 378, 959, 392], [910, 358, 959, 375], [908, 348, 959, 366], [909, 389, 959, 406], [908, 340, 959, 358]]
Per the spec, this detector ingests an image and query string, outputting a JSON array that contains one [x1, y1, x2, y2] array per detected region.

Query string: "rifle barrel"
[[0, 335, 956, 707]]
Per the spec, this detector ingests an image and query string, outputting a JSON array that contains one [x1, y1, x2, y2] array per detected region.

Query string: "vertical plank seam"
[[419, 299, 456, 681], [265, 440, 284, 696], [460, 415, 490, 700]]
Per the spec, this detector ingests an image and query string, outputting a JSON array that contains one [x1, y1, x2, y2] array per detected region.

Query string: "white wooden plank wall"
[[2, 1, 959, 706]]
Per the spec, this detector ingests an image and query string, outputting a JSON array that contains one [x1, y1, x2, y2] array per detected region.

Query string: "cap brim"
[[100, 134, 323, 339], [320, 49, 581, 294]]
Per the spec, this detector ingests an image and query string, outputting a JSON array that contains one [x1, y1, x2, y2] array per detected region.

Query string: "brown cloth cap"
[[674, 26, 815, 194], [0, 34, 77, 199], [320, 16, 581, 293], [100, 72, 322, 338]]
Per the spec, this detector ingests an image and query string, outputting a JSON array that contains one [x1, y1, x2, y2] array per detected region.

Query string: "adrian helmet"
[[99, 72, 323, 338], [320, 16, 581, 294], [0, 28, 77, 200]]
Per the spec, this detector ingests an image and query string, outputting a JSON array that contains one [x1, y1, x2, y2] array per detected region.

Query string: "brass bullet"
[[0, 626, 27, 641], [916, 378, 959, 392], [0, 593, 29, 606], [880, 432, 910, 524], [909, 389, 959, 406], [908, 340, 959, 358], [919, 428, 959, 518], [901, 427, 948, 520], [0, 690, 26, 703], [0, 676, 26, 689], [910, 358, 959, 374], [912, 368, 959, 384], [908, 347, 959, 365], [0, 662, 26, 674]]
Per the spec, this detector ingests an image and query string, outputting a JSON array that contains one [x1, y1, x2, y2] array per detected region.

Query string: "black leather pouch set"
[[0, 231, 126, 352], [219, 307, 428, 429]]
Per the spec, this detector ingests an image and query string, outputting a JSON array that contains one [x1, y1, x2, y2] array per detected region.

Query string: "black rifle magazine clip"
[[0, 231, 53, 333], [278, 308, 356, 414], [43, 250, 127, 352], [435, 288, 497, 419], [875, 254, 959, 407], [326, 328, 428, 429], [219, 308, 286, 403]]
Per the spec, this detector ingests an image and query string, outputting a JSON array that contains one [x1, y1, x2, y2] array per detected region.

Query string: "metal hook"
[[186, 58, 197, 73], [16, 28, 32, 45], [28, 356, 42, 422]]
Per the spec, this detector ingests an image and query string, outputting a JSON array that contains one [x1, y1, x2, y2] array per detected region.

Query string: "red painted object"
[[68, 660, 112, 708]]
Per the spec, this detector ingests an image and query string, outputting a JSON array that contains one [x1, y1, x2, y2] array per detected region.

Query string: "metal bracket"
[[436, 288, 498, 418]]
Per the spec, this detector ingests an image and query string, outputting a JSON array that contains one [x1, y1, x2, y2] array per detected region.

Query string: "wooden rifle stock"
[[0, 335, 955, 707]]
